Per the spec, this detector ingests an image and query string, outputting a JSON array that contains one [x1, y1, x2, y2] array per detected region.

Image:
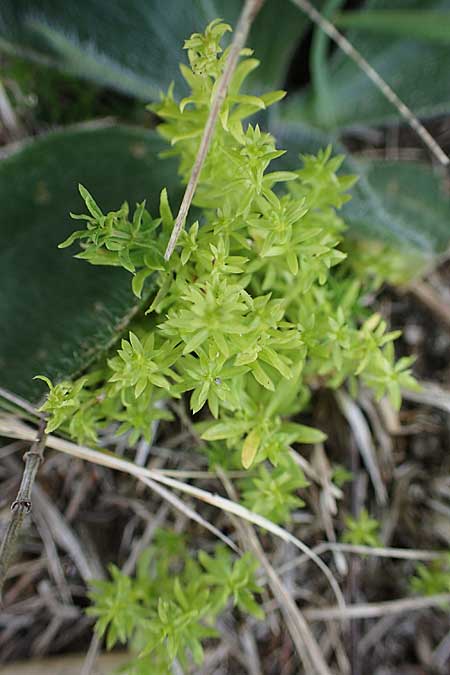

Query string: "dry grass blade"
[[277, 542, 443, 576], [320, 542, 443, 561], [402, 380, 450, 413], [0, 652, 128, 675], [138, 474, 240, 553], [289, 0, 449, 166], [336, 390, 387, 505], [32, 484, 103, 582], [164, 0, 265, 259], [313, 444, 348, 576], [304, 593, 450, 621], [240, 628, 263, 675], [32, 505, 71, 605], [0, 414, 345, 611], [80, 634, 101, 675], [431, 630, 450, 672], [0, 386, 42, 418]]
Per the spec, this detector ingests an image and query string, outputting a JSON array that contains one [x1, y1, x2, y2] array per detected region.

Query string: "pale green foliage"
[[35, 375, 87, 434], [37, 339, 173, 446], [410, 556, 450, 597], [198, 546, 264, 618], [108, 332, 180, 398], [59, 186, 174, 298], [41, 20, 418, 469], [88, 531, 263, 672], [342, 509, 382, 547], [360, 341, 418, 411], [240, 455, 309, 524], [345, 239, 427, 290], [331, 464, 353, 488]]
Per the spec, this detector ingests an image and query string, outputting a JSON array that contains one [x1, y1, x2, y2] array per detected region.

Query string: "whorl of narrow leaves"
[[87, 531, 263, 673], [342, 509, 382, 548], [40, 19, 418, 470]]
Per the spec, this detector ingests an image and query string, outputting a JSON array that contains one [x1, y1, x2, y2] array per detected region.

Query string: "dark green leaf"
[[0, 0, 313, 99], [284, 0, 450, 130], [335, 10, 450, 45], [0, 124, 181, 399], [344, 158, 450, 254]]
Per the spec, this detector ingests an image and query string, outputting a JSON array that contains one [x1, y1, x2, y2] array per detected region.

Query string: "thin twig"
[[164, 0, 265, 260], [139, 474, 240, 553], [336, 389, 387, 505], [289, 0, 449, 166], [401, 380, 450, 414], [80, 633, 102, 675], [276, 542, 443, 577], [0, 385, 43, 418], [304, 593, 450, 621], [0, 419, 47, 599]]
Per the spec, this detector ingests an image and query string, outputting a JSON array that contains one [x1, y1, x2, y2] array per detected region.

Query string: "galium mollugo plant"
[[43, 19, 418, 465], [36, 19, 420, 670]]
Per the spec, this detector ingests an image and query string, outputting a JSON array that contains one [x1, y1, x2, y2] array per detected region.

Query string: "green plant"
[[240, 454, 309, 524], [331, 464, 353, 488], [2, 2, 450, 400], [342, 509, 382, 547], [410, 556, 450, 596], [40, 20, 419, 467], [33, 18, 423, 671], [88, 530, 263, 673]]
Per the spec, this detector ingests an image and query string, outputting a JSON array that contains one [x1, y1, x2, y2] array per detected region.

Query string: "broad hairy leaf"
[[0, 0, 311, 99], [284, 0, 450, 130], [343, 159, 450, 254], [334, 10, 450, 45], [272, 0, 450, 251], [0, 124, 181, 399]]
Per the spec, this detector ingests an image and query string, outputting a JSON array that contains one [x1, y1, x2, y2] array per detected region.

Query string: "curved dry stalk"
[[0, 385, 43, 418], [277, 542, 444, 576], [164, 0, 265, 260], [0, 414, 345, 612], [304, 593, 450, 621], [401, 380, 450, 413], [139, 474, 240, 553], [289, 0, 449, 167], [335, 389, 387, 505]]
